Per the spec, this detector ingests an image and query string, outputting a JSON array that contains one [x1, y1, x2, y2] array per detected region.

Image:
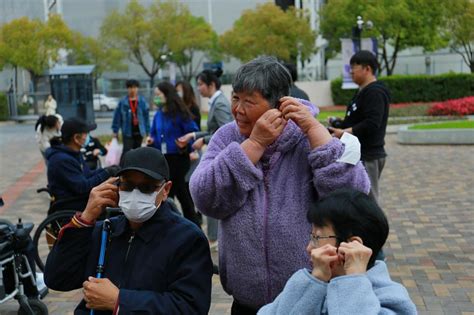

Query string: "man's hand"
[[146, 136, 154, 145], [83, 277, 119, 311], [192, 137, 205, 150], [327, 127, 344, 139], [310, 244, 340, 282], [248, 109, 286, 149], [82, 177, 119, 222], [92, 149, 101, 157], [337, 241, 372, 275]]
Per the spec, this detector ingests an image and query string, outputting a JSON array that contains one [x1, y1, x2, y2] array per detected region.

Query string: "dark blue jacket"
[[150, 109, 199, 154], [46, 145, 109, 211], [44, 202, 213, 315], [112, 96, 150, 138]]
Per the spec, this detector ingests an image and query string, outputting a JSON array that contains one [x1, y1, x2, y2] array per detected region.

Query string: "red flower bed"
[[428, 96, 474, 116]]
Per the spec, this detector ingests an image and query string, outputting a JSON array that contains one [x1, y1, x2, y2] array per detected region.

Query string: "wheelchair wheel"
[[33, 210, 76, 272], [18, 298, 49, 315]]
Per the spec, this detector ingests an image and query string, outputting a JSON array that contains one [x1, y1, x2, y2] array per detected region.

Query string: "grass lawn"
[[317, 110, 345, 122], [409, 120, 474, 130]]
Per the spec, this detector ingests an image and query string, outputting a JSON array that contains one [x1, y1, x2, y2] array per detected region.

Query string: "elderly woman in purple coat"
[[190, 56, 370, 315]]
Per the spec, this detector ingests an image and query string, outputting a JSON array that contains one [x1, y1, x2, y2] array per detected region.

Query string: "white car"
[[93, 94, 119, 112]]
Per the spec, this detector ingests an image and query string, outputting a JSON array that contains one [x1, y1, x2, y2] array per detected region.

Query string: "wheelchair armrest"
[[22, 222, 34, 235], [37, 187, 52, 196]]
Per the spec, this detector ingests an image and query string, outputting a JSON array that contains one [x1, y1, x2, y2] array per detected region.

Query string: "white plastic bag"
[[105, 138, 122, 166]]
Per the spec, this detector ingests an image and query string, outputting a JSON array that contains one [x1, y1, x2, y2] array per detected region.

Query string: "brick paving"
[[0, 122, 473, 314]]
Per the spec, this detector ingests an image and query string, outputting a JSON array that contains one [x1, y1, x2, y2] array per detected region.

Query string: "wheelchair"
[[0, 218, 48, 314]]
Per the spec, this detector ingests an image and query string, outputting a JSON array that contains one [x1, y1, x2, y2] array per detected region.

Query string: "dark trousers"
[[122, 134, 143, 156], [165, 153, 200, 227], [231, 300, 258, 315]]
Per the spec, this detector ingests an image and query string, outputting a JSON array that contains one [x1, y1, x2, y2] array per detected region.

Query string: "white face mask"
[[177, 91, 183, 98], [119, 185, 165, 223]]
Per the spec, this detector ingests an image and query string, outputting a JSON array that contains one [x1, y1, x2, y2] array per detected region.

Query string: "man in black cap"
[[45, 147, 213, 315], [46, 117, 119, 212]]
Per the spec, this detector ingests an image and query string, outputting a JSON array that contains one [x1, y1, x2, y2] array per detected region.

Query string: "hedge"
[[331, 73, 474, 105], [0, 93, 8, 121]]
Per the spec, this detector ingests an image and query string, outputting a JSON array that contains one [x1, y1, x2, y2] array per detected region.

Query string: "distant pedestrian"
[[44, 94, 57, 116], [328, 50, 390, 204], [284, 63, 310, 101], [111, 79, 150, 156], [35, 114, 61, 160], [178, 69, 233, 245], [147, 81, 200, 226]]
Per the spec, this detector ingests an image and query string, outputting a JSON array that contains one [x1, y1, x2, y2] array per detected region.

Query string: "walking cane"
[[90, 218, 112, 315]]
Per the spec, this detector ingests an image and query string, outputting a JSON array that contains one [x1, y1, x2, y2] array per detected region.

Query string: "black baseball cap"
[[61, 117, 97, 138], [117, 147, 169, 181]]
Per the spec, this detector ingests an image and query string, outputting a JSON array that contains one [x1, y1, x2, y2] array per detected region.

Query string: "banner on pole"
[[341, 38, 377, 89]]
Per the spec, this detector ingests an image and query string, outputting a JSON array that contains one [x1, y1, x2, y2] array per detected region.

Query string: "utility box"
[[48, 65, 96, 123]]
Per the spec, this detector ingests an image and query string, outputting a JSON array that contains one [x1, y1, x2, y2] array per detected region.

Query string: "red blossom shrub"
[[428, 97, 474, 116]]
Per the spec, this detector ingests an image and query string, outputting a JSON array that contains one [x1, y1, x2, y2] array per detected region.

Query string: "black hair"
[[307, 189, 389, 269], [157, 81, 192, 121], [196, 68, 223, 90], [283, 62, 298, 83], [35, 115, 59, 133], [350, 50, 379, 75], [232, 56, 292, 108], [125, 79, 140, 88]]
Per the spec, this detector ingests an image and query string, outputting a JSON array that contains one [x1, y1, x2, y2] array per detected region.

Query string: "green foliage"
[[17, 103, 30, 115], [445, 0, 474, 72], [0, 15, 72, 77], [331, 74, 474, 105], [69, 32, 127, 77], [0, 93, 8, 120], [101, 0, 216, 85], [320, 0, 449, 75], [220, 3, 316, 62], [409, 120, 474, 130]]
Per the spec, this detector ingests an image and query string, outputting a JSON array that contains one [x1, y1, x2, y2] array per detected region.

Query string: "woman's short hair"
[[307, 189, 389, 269], [232, 56, 292, 108], [196, 68, 223, 90]]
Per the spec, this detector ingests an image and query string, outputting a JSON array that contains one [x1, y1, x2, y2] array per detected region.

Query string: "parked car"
[[93, 94, 119, 112]]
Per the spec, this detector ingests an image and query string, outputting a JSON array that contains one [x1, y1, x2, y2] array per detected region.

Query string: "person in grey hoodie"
[[258, 189, 417, 315], [189, 56, 370, 314]]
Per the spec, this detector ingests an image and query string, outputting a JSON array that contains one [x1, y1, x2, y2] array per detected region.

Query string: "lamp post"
[[352, 16, 373, 52]]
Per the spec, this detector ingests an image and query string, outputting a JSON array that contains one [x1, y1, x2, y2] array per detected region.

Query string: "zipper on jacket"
[[118, 233, 135, 288], [261, 159, 272, 304]]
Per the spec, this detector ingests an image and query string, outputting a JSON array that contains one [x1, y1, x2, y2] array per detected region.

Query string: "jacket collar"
[[109, 201, 176, 243]]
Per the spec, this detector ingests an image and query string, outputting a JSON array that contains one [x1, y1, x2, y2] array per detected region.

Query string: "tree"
[[69, 32, 127, 87], [219, 3, 316, 63], [320, 0, 449, 75], [150, 0, 217, 81], [446, 0, 474, 73], [0, 15, 72, 113], [101, 0, 166, 88]]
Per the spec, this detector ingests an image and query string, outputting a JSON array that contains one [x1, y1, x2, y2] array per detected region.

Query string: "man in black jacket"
[[328, 50, 390, 204], [45, 147, 213, 314]]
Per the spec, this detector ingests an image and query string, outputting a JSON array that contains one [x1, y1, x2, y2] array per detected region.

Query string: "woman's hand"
[[248, 109, 287, 149], [82, 177, 119, 222], [192, 138, 205, 150], [177, 133, 194, 145], [279, 97, 332, 148], [337, 240, 372, 275], [146, 137, 154, 145], [310, 244, 339, 282]]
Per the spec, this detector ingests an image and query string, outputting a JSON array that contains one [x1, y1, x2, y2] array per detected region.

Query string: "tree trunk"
[[470, 60, 474, 73]]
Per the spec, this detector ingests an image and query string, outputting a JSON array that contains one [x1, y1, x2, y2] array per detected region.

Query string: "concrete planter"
[[397, 125, 474, 144]]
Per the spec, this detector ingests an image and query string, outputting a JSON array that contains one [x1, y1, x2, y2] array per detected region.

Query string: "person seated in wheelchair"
[[44, 147, 213, 315], [81, 133, 108, 171], [45, 117, 119, 214]]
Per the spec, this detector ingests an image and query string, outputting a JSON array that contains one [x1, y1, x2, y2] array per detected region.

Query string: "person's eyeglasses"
[[310, 234, 341, 247], [117, 180, 164, 194]]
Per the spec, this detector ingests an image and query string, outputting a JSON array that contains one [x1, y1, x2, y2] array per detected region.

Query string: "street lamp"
[[352, 16, 373, 52]]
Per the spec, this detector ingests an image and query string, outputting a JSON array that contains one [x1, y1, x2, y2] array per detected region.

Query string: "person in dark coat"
[[81, 135, 108, 170], [44, 147, 213, 315]]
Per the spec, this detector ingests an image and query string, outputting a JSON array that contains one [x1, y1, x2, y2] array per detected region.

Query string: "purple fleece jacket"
[[189, 101, 370, 309]]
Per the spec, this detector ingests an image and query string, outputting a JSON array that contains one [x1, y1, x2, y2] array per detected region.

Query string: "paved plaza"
[[0, 121, 473, 314]]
